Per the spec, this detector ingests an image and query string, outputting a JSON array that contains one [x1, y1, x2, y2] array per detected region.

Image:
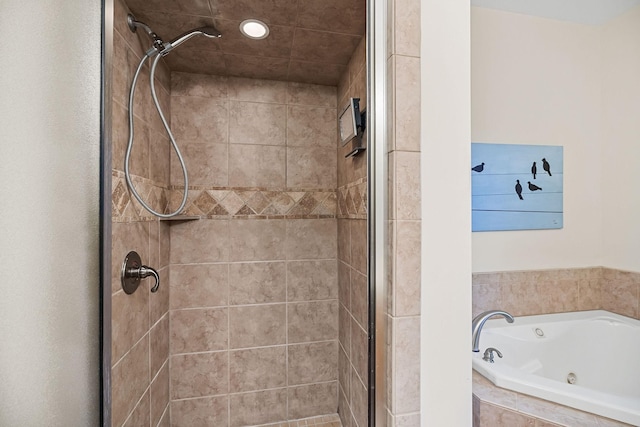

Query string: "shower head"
[[126, 14, 221, 57], [163, 26, 222, 53]]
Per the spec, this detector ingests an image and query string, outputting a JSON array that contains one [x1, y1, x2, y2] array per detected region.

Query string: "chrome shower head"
[[165, 26, 222, 51], [126, 13, 221, 57]]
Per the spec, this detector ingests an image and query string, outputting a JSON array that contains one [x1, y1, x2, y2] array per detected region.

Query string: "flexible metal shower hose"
[[124, 53, 189, 218]]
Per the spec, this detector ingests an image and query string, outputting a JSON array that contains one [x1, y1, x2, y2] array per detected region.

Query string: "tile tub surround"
[[472, 267, 640, 320], [473, 372, 633, 427]]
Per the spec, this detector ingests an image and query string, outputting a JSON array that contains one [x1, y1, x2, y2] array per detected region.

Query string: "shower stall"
[[105, 0, 379, 425]]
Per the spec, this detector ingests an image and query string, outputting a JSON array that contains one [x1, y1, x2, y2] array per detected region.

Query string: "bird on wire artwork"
[[471, 143, 563, 231], [472, 162, 485, 173], [515, 180, 524, 200], [528, 181, 542, 192], [542, 158, 552, 176]]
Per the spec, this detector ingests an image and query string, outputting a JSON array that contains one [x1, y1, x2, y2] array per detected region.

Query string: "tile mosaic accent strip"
[[112, 170, 338, 222], [337, 178, 367, 219]]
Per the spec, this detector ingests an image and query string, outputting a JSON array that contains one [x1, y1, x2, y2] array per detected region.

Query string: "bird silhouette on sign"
[[528, 181, 542, 191], [542, 158, 552, 176], [471, 162, 485, 172], [531, 162, 537, 179], [515, 180, 523, 200]]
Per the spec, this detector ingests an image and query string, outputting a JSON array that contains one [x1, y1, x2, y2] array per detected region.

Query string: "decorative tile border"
[[337, 177, 367, 219], [112, 171, 168, 223], [112, 170, 338, 222]]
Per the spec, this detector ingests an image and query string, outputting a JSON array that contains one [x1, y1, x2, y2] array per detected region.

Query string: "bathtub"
[[472, 310, 640, 425]]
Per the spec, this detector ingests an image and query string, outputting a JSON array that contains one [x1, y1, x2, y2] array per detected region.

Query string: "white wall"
[[471, 7, 604, 272], [601, 6, 640, 272], [421, 0, 472, 425], [0, 0, 101, 425]]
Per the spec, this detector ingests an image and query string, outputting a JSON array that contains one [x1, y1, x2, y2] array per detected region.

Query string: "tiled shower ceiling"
[[126, 0, 366, 86]]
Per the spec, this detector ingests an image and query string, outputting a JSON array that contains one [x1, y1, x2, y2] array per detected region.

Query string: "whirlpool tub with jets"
[[472, 310, 640, 425]]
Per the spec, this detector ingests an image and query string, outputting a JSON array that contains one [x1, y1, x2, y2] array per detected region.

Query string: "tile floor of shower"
[[257, 413, 342, 427]]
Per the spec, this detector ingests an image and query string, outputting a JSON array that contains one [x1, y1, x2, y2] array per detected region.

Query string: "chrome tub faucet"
[[472, 310, 514, 352]]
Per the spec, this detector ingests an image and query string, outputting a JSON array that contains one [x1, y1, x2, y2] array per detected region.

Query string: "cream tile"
[[228, 77, 288, 103], [229, 388, 287, 427], [229, 262, 286, 305], [112, 335, 149, 427], [287, 82, 337, 107], [288, 382, 338, 420], [111, 288, 149, 365], [169, 220, 229, 264], [286, 219, 337, 261], [338, 385, 352, 427], [170, 308, 228, 354], [150, 362, 169, 427], [393, 221, 421, 316], [338, 261, 351, 311], [393, 0, 420, 57], [170, 351, 228, 399], [288, 341, 339, 385], [339, 304, 351, 359], [391, 316, 420, 414], [516, 394, 600, 427], [479, 403, 535, 427], [288, 300, 339, 343], [338, 344, 351, 400], [287, 147, 337, 188], [350, 318, 368, 384], [171, 72, 228, 98], [288, 260, 338, 301], [123, 390, 150, 427], [350, 270, 368, 329], [228, 144, 286, 187], [229, 304, 287, 348], [350, 219, 367, 275], [170, 96, 229, 144], [473, 283, 502, 319], [150, 313, 169, 377], [393, 56, 421, 152], [229, 219, 286, 261], [170, 142, 228, 187], [229, 346, 286, 392], [350, 372, 367, 427], [170, 396, 229, 427], [287, 106, 337, 148], [229, 101, 286, 146], [170, 263, 229, 309], [393, 152, 421, 220], [338, 219, 351, 264]]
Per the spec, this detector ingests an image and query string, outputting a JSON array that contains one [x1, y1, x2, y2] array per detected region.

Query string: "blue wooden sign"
[[471, 143, 563, 232]]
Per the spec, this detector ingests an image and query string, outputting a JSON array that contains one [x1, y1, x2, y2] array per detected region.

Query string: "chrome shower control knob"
[[121, 251, 160, 294]]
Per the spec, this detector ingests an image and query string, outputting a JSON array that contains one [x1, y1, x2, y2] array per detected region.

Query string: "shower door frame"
[[99, 0, 388, 424], [100, 0, 114, 425], [367, 0, 388, 425]]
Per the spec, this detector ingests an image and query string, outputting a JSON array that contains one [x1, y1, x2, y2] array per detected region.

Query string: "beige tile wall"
[[472, 267, 640, 320], [386, 0, 422, 425], [472, 371, 633, 427], [166, 72, 340, 426], [111, 0, 172, 425], [336, 37, 370, 427]]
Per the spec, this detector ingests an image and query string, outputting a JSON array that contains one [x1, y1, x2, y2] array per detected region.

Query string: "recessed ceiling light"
[[239, 19, 269, 40]]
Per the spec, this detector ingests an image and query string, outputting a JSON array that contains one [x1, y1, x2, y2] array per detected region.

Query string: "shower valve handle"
[[121, 251, 160, 294]]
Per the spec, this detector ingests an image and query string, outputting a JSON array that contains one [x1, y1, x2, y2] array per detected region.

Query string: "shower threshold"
[[256, 413, 342, 427]]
